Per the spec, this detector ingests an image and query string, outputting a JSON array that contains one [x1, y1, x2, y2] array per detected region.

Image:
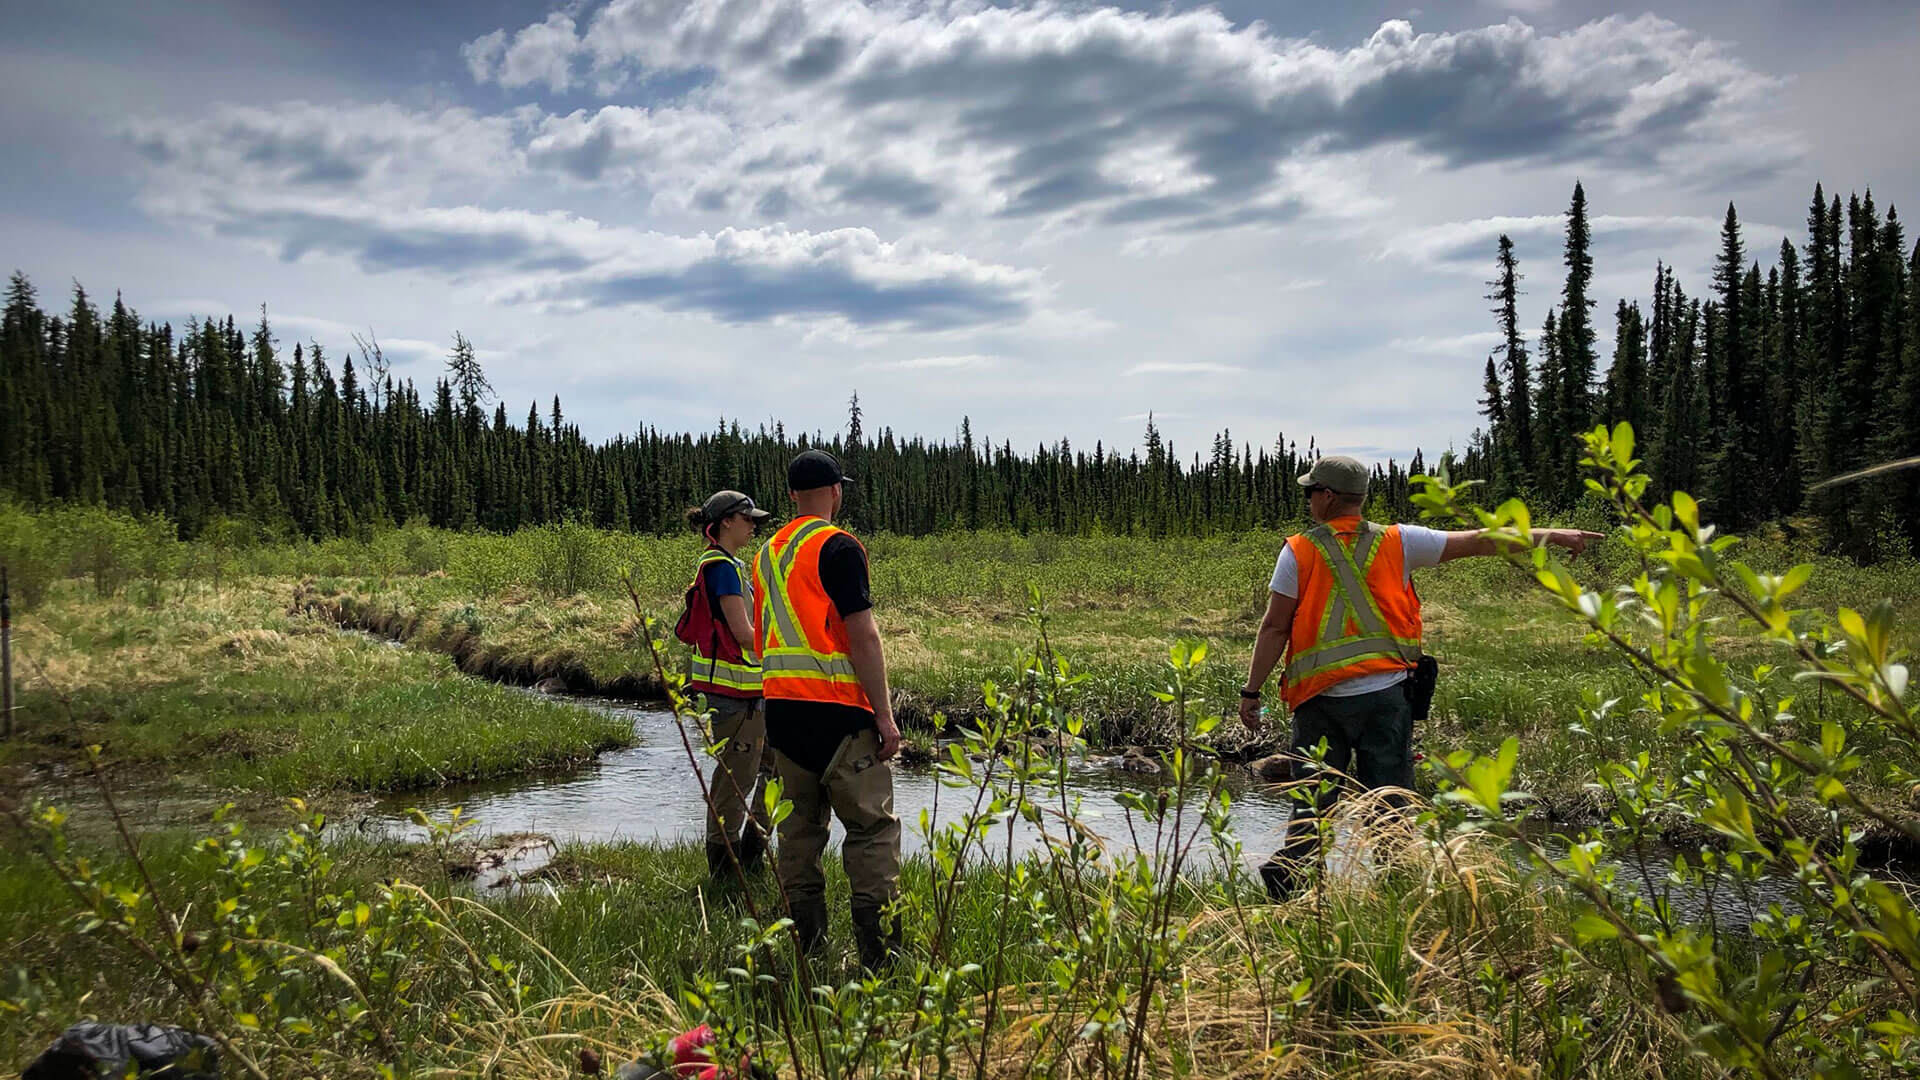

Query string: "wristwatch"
[[1239, 687, 1263, 700]]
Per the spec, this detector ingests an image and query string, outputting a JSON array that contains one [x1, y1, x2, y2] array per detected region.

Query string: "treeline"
[[0, 273, 1430, 540], [1473, 181, 1920, 558]]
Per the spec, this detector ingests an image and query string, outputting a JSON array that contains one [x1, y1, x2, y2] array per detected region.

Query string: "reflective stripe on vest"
[[689, 548, 762, 696], [754, 518, 869, 704], [1283, 521, 1421, 702]]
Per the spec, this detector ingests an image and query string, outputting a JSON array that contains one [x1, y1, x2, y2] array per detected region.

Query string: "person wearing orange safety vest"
[[753, 449, 902, 969], [1239, 455, 1600, 901], [681, 490, 775, 883]]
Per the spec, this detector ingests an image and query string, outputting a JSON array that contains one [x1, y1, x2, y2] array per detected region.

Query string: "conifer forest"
[[6, 181, 1915, 554]]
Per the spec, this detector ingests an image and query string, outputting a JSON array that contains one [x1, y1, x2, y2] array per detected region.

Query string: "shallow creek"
[[369, 693, 1804, 924]]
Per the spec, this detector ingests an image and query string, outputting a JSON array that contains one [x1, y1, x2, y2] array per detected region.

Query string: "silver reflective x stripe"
[[1308, 523, 1388, 640], [756, 519, 832, 647], [1298, 522, 1419, 666]]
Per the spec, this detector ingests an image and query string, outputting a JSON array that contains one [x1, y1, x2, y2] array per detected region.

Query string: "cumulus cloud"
[[132, 104, 1040, 332], [131, 102, 523, 200], [460, 12, 582, 92], [464, 4, 1794, 229]]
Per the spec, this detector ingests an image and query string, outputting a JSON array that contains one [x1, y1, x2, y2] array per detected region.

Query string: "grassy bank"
[[1, 579, 632, 793], [6, 505, 1918, 816], [290, 524, 1920, 816]]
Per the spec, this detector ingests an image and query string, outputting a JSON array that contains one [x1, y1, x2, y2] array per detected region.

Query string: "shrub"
[[1417, 423, 1920, 1076], [0, 500, 60, 610]]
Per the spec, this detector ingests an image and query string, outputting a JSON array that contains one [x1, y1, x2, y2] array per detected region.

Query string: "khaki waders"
[[771, 727, 901, 964], [704, 695, 772, 879]]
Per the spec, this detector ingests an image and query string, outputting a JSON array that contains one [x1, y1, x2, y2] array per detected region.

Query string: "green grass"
[[7, 516, 1917, 815], [3, 581, 633, 794], [0, 822, 1694, 1077], [290, 525, 1920, 814]]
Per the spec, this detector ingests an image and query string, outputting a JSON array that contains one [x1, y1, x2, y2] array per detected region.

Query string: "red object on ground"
[[668, 1026, 717, 1076]]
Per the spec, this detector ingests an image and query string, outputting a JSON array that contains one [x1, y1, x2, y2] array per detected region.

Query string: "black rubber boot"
[[789, 896, 829, 954], [850, 904, 901, 971], [1259, 858, 1298, 903], [735, 826, 767, 876], [705, 841, 732, 882]]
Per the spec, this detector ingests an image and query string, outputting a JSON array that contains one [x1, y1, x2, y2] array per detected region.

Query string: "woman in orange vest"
[[1238, 455, 1600, 900], [682, 489, 773, 882]]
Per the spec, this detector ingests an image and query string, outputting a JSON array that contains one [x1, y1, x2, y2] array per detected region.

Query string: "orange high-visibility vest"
[[752, 516, 872, 710], [1282, 517, 1423, 708]]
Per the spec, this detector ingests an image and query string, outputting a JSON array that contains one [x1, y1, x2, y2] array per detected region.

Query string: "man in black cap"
[[751, 449, 903, 969]]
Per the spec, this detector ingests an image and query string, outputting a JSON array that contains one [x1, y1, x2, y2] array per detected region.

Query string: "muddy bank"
[[288, 582, 1282, 757], [292, 583, 665, 699]]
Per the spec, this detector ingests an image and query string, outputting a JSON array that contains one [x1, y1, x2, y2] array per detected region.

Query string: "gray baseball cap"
[[698, 490, 772, 523], [1297, 455, 1370, 496]]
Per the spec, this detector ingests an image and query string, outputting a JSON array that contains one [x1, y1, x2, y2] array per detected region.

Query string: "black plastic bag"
[[1403, 653, 1438, 724], [22, 1022, 219, 1080]]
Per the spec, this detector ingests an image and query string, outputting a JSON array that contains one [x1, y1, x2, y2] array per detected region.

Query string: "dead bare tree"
[[352, 329, 391, 411]]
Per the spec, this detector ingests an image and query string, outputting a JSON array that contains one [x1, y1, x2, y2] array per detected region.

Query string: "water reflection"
[[372, 699, 1297, 864], [370, 697, 1804, 925]]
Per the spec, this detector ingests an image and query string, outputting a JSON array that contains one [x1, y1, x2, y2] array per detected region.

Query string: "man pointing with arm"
[[1239, 455, 1600, 900]]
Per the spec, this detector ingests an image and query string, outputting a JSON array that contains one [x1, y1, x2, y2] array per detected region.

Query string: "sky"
[[4, 0, 1916, 466]]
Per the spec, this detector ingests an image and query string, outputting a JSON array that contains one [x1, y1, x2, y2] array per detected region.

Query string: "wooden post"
[[1, 566, 12, 739]]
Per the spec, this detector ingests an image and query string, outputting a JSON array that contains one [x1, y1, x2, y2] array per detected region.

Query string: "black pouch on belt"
[[1403, 654, 1438, 723]]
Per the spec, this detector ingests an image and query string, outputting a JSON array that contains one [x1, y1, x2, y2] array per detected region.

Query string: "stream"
[[370, 693, 1806, 924]]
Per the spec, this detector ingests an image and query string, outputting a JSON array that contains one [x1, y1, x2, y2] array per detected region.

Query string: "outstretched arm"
[[1438, 527, 1604, 563], [1240, 590, 1299, 732]]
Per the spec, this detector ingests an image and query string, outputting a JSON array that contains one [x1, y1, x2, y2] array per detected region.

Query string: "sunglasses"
[[1304, 484, 1331, 496]]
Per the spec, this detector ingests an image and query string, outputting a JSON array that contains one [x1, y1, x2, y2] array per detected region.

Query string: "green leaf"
[[1610, 423, 1635, 469], [1571, 914, 1619, 942], [1672, 491, 1699, 534]]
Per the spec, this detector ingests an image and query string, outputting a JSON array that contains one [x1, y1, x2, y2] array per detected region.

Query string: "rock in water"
[[532, 676, 569, 694], [1247, 753, 1293, 783]]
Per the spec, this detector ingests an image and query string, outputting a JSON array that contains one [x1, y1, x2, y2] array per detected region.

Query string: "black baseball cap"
[[698, 490, 771, 523], [788, 449, 851, 491]]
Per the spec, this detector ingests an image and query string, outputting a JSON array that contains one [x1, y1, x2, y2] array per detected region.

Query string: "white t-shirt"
[[1269, 523, 1448, 697]]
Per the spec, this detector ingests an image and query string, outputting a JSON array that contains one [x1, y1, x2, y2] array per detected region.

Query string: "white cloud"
[[129, 102, 1044, 333], [460, 5, 1793, 233], [1388, 331, 1505, 354], [1380, 212, 1731, 270], [1124, 361, 1246, 376], [863, 354, 1002, 370], [460, 12, 580, 92]]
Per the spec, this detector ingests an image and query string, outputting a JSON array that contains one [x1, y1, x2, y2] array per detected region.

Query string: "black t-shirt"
[[766, 532, 875, 774]]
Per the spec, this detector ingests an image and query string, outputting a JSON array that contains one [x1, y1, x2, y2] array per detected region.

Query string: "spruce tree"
[[1557, 181, 1598, 502], [1487, 234, 1531, 494], [1533, 308, 1563, 500]]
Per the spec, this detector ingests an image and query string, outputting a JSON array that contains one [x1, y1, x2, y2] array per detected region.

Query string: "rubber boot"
[[1259, 858, 1298, 903], [789, 896, 829, 954], [850, 903, 900, 971], [735, 826, 767, 876], [705, 841, 732, 882]]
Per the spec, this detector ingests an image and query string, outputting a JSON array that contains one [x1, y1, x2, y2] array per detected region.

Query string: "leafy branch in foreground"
[[1415, 422, 1920, 1077]]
